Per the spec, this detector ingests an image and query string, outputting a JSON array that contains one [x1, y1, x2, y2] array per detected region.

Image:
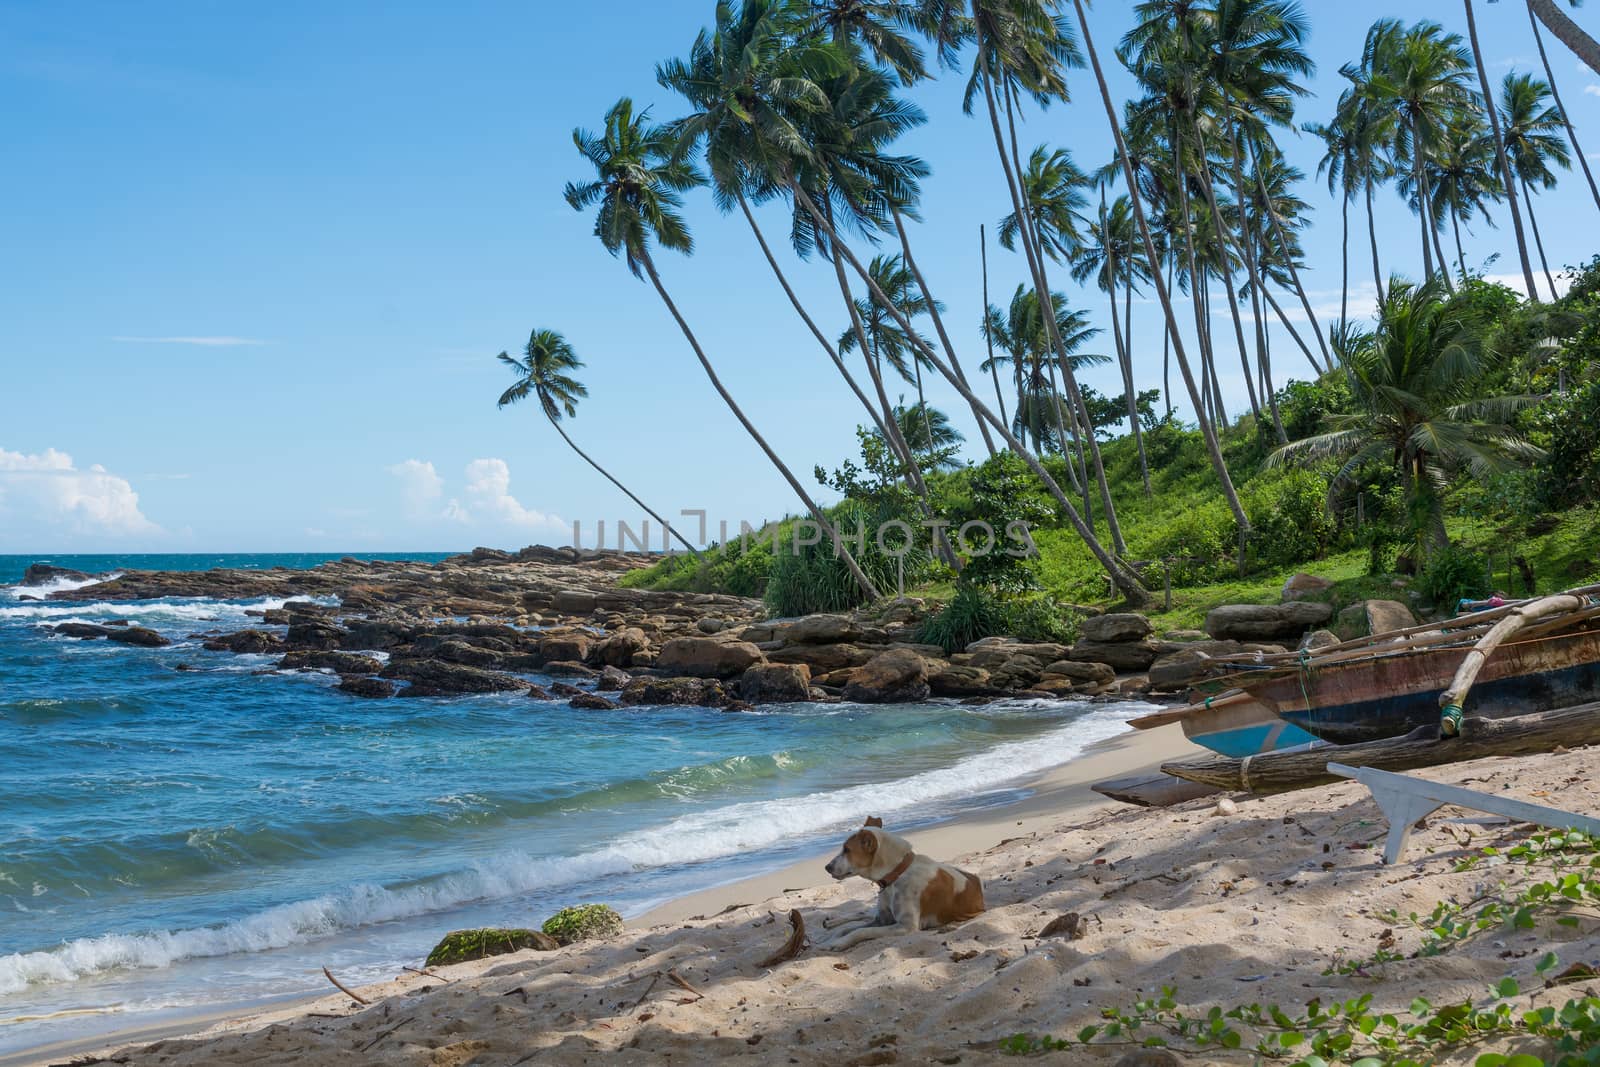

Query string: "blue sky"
[[3, 0, 1598, 553]]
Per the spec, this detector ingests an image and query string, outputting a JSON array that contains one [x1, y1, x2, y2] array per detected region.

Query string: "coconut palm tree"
[[809, 0, 931, 84], [1417, 112, 1500, 280], [1460, 1, 1543, 301], [1306, 109, 1362, 329], [889, 399, 965, 468], [1272, 276, 1542, 556], [1336, 38, 1404, 304], [565, 96, 880, 601], [838, 254, 940, 460], [1499, 71, 1573, 298], [982, 285, 1107, 453], [1518, 0, 1600, 213], [1069, 0, 1251, 535], [1525, 0, 1600, 78], [496, 329, 698, 556], [1365, 20, 1477, 285]]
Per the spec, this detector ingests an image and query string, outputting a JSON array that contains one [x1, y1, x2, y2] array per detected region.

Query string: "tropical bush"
[[917, 585, 1013, 654], [1417, 544, 1491, 610]]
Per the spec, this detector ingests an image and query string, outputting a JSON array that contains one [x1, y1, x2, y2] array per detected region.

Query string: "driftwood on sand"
[[1160, 700, 1600, 795], [757, 909, 809, 968]]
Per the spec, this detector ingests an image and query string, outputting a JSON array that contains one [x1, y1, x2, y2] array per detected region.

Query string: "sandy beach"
[[16, 725, 1598, 1067]]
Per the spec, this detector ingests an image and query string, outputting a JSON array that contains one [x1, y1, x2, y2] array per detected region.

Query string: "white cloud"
[[454, 458, 562, 529], [111, 336, 266, 346], [0, 447, 159, 536], [389, 458, 563, 531], [1483, 271, 1571, 299], [389, 459, 445, 518], [1585, 85, 1600, 98]]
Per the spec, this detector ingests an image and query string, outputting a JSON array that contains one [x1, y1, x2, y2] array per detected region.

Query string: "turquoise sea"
[[0, 553, 1144, 1057]]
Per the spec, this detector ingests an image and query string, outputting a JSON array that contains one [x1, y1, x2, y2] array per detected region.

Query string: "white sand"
[[19, 728, 1600, 1066]]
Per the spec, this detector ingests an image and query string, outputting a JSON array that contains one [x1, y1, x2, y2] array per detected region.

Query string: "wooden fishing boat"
[[1254, 625, 1600, 745], [1127, 689, 1322, 758]]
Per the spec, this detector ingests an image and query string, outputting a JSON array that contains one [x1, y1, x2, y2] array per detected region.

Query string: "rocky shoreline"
[[16, 548, 1389, 710]]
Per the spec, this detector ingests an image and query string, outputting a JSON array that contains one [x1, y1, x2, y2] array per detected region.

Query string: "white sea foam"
[[1, 596, 333, 628], [0, 706, 1141, 995], [1, 573, 121, 601]]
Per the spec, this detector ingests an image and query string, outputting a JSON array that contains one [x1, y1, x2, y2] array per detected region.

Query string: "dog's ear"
[[856, 829, 878, 855], [863, 816, 884, 828]]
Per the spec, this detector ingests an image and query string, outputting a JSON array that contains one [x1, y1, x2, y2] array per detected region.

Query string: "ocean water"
[[0, 553, 1146, 1056]]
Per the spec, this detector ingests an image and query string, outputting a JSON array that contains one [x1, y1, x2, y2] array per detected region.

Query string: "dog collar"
[[876, 852, 914, 890]]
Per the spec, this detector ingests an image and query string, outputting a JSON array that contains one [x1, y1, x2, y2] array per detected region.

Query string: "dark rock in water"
[[53, 622, 112, 640], [927, 663, 998, 698], [414, 638, 506, 669], [738, 662, 812, 704], [424, 927, 556, 967], [589, 626, 649, 668], [105, 626, 170, 648], [104, 619, 131, 627], [525, 683, 554, 700], [619, 676, 728, 708], [341, 619, 415, 651], [280, 650, 384, 674], [722, 699, 756, 713], [655, 637, 764, 679], [22, 563, 92, 586], [548, 681, 587, 698], [842, 648, 930, 703], [285, 618, 348, 651], [569, 692, 620, 711], [380, 658, 531, 697], [543, 660, 599, 679], [538, 634, 591, 664], [173, 663, 198, 672], [336, 675, 396, 699], [595, 665, 632, 691], [203, 629, 285, 654]]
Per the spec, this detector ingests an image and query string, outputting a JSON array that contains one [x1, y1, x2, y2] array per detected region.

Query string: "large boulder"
[[656, 637, 764, 679], [380, 658, 532, 697], [1067, 638, 1168, 672], [965, 641, 1072, 669], [1204, 602, 1333, 641], [784, 614, 862, 645], [280, 650, 384, 674], [589, 627, 649, 668], [1365, 599, 1418, 636], [202, 629, 285, 654], [619, 677, 729, 708], [425, 927, 558, 967], [551, 589, 597, 615], [53, 622, 113, 640], [538, 634, 592, 664], [990, 654, 1047, 690], [336, 676, 396, 699], [418, 639, 506, 669], [105, 626, 170, 648], [1146, 640, 1288, 692], [1282, 573, 1335, 602], [341, 619, 415, 651], [285, 617, 348, 651], [768, 642, 875, 672], [739, 662, 812, 704], [1041, 660, 1116, 687], [842, 648, 930, 703], [1079, 613, 1153, 644], [927, 663, 998, 697], [21, 563, 92, 586]]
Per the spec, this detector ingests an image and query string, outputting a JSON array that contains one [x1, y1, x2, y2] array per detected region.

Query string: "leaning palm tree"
[[1499, 71, 1573, 298], [1272, 276, 1542, 556], [565, 97, 880, 601], [1516, 0, 1600, 213], [1524, 0, 1600, 78], [496, 329, 698, 556], [1460, 1, 1543, 301], [1421, 112, 1501, 279], [838, 253, 940, 461], [1068, 0, 1252, 536]]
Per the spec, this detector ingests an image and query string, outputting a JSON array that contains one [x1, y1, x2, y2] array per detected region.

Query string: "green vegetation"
[[1003, 831, 1600, 1066], [424, 928, 552, 967], [540, 904, 624, 946]]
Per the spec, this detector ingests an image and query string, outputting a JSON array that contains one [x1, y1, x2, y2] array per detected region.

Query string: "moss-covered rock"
[[540, 904, 624, 946], [424, 927, 558, 967]]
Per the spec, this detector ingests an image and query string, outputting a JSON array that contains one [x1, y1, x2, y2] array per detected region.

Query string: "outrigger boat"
[[1125, 584, 1600, 756]]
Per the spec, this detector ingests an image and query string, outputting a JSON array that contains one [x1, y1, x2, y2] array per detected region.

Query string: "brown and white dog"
[[821, 817, 985, 950]]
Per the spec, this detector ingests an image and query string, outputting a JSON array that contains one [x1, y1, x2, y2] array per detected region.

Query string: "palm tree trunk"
[[1124, 275, 1157, 488], [548, 415, 699, 557], [980, 225, 1009, 424], [888, 208, 998, 458], [1171, 116, 1220, 434], [1528, 1, 1600, 212], [1425, 184, 1454, 292], [1529, 0, 1600, 77], [736, 191, 901, 460], [978, 63, 1125, 554], [1465, 0, 1544, 303], [1366, 177, 1386, 305], [1106, 244, 1152, 497], [790, 181, 1151, 605], [1451, 208, 1469, 280], [1520, 178, 1560, 299], [1340, 194, 1351, 329], [1412, 112, 1437, 282], [1201, 274, 1229, 426], [1264, 285, 1322, 374], [1247, 139, 1334, 372], [638, 248, 880, 602], [912, 359, 934, 461], [1072, 0, 1248, 532], [1189, 116, 1260, 420]]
